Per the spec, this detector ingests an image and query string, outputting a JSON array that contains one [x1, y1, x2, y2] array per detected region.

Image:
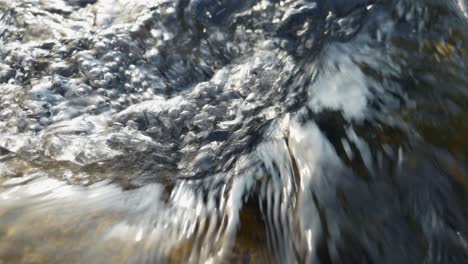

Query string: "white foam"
[[308, 44, 369, 120]]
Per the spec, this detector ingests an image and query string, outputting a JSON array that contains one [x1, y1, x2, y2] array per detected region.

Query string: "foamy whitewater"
[[0, 0, 467, 263]]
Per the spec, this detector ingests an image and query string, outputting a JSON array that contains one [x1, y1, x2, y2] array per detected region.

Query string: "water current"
[[0, 0, 467, 263]]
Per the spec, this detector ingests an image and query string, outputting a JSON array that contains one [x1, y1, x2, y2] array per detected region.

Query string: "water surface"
[[0, 0, 467, 263]]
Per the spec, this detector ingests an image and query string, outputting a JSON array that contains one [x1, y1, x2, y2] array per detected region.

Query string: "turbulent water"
[[0, 0, 467, 263]]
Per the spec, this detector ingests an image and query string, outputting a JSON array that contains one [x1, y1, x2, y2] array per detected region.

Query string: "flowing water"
[[0, 0, 467, 263]]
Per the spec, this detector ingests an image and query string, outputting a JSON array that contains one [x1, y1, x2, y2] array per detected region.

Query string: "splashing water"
[[0, 0, 467, 263]]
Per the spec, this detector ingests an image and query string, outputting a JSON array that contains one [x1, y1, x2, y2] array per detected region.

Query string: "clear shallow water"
[[0, 0, 467, 263]]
